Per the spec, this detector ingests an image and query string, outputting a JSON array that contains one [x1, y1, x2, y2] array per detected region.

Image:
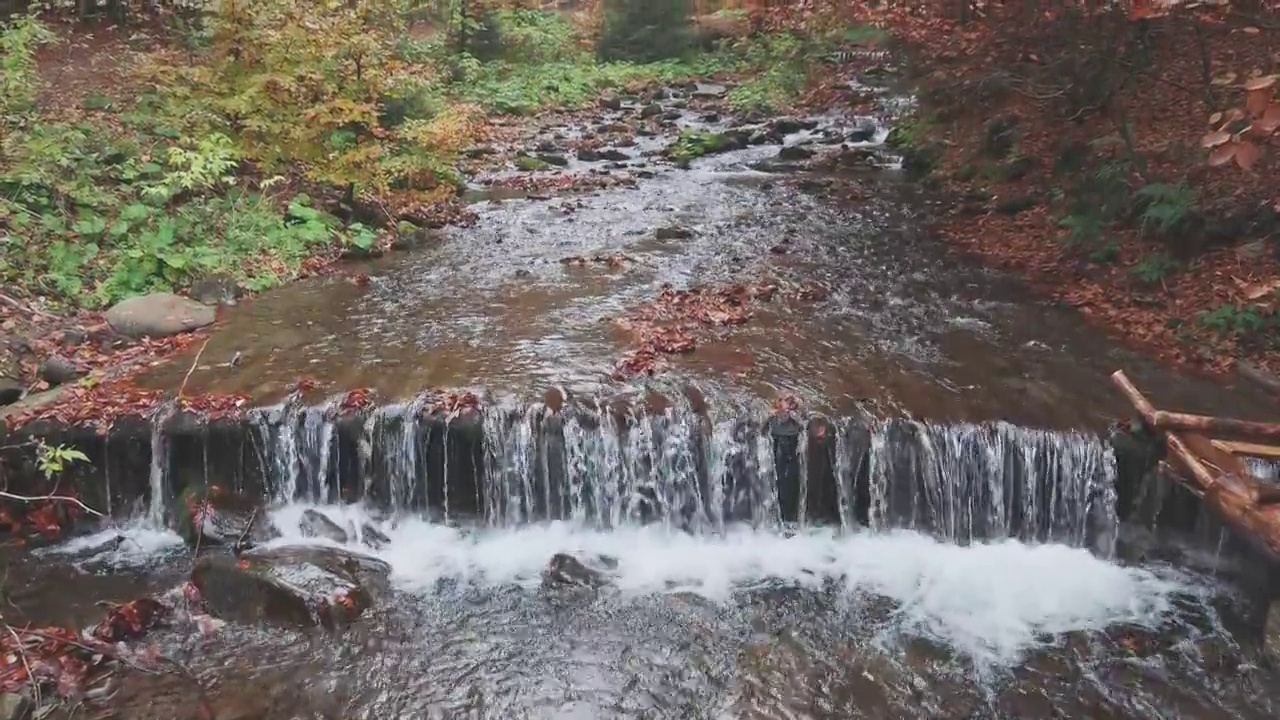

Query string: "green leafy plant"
[[1135, 182, 1195, 237], [0, 11, 57, 124], [1130, 252, 1180, 286], [36, 442, 89, 480]]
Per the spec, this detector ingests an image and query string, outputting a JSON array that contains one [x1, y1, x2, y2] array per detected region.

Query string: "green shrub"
[[598, 0, 693, 63]]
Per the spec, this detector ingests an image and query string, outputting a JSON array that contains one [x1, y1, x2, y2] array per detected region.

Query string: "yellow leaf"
[[1243, 27, 1261, 35], [1212, 71, 1238, 86]]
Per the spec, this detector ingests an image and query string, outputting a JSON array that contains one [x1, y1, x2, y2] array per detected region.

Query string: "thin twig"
[[0, 292, 57, 320], [1, 617, 41, 708], [177, 337, 210, 399], [232, 505, 259, 556], [0, 491, 103, 517]]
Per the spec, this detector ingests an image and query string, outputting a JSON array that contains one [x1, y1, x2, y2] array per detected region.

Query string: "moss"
[[514, 155, 552, 171]]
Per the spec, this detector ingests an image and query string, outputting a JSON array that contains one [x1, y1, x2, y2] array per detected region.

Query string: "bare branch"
[[177, 337, 211, 399], [0, 491, 103, 517]]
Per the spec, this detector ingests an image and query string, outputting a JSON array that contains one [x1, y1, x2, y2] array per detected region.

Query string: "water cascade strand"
[[236, 400, 1118, 552]]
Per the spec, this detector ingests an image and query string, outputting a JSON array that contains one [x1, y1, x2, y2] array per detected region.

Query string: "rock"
[[193, 544, 390, 629], [777, 145, 815, 162], [176, 486, 280, 549], [599, 96, 623, 111], [189, 275, 243, 307], [640, 103, 663, 119], [847, 123, 878, 143], [105, 293, 216, 338], [300, 509, 349, 544], [0, 337, 24, 406], [770, 117, 819, 136], [692, 82, 727, 99], [464, 146, 496, 158], [700, 112, 721, 123], [655, 226, 693, 240], [542, 552, 611, 589], [597, 149, 632, 162], [661, 110, 683, 122], [537, 153, 569, 167], [576, 147, 601, 162], [536, 139, 560, 153], [359, 523, 391, 551], [39, 355, 82, 386], [0, 693, 31, 720], [514, 155, 552, 172], [391, 224, 446, 251]]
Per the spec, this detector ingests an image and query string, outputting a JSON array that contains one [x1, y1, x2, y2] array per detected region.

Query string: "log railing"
[[1112, 370, 1280, 561]]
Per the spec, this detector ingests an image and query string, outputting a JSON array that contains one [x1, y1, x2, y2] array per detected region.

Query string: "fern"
[[1135, 182, 1195, 237]]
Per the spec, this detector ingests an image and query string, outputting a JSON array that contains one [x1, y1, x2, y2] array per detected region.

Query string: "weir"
[[2, 394, 1121, 551]]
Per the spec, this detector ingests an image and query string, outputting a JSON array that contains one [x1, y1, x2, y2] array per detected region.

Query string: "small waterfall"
[[226, 398, 1118, 552], [146, 402, 177, 525]]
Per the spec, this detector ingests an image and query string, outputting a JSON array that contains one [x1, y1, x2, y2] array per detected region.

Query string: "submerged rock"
[[299, 509, 349, 544], [105, 292, 216, 338], [176, 486, 280, 549], [654, 225, 693, 241], [542, 552, 613, 589], [193, 545, 390, 629], [359, 522, 392, 551], [777, 145, 815, 162]]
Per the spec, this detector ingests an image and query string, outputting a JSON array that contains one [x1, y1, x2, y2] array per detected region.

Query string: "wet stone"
[[654, 226, 693, 240], [542, 552, 612, 589], [777, 145, 815, 162], [597, 148, 632, 162], [359, 522, 391, 551], [537, 153, 569, 167], [299, 509, 349, 544], [640, 103, 663, 119], [176, 486, 280, 549], [771, 117, 819, 136], [193, 545, 390, 630]]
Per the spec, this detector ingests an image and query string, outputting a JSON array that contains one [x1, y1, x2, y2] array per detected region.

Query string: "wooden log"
[[1111, 371, 1280, 442], [1212, 440, 1280, 461]]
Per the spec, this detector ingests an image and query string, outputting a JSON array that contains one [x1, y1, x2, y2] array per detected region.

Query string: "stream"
[[7, 58, 1280, 719]]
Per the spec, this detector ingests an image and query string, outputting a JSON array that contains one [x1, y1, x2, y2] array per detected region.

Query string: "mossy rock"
[[192, 545, 390, 630], [175, 485, 279, 550], [514, 155, 553, 172], [666, 130, 749, 167]]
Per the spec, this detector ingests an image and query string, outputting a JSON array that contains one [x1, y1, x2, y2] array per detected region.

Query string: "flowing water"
[[10, 61, 1280, 719]]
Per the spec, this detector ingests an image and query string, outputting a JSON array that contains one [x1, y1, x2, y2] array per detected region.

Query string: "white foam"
[[51, 504, 1190, 667], [267, 505, 1184, 665], [37, 524, 185, 568]]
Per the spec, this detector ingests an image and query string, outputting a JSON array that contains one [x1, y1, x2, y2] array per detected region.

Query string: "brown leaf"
[[1245, 87, 1273, 118], [1242, 26, 1261, 35], [1207, 142, 1236, 166], [1209, 111, 1223, 125], [1243, 75, 1278, 92], [1255, 105, 1280, 135], [1233, 141, 1262, 171], [1200, 130, 1231, 148]]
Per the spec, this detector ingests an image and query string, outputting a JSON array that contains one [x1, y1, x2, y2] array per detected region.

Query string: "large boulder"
[[105, 293, 216, 338], [176, 486, 280, 549], [192, 544, 391, 630]]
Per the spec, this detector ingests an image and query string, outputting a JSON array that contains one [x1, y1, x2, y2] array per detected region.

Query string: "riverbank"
[[861, 4, 1279, 387], [1, 6, 858, 418]]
